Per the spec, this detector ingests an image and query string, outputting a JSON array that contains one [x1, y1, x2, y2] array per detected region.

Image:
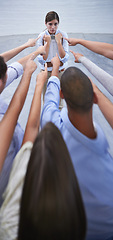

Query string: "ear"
[[93, 91, 98, 104], [60, 89, 64, 99]]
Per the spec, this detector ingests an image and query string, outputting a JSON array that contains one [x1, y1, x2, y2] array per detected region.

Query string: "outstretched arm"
[[65, 37, 113, 60], [51, 53, 60, 77], [22, 64, 47, 145], [70, 50, 113, 96], [0, 38, 39, 62], [0, 55, 37, 172], [18, 45, 46, 70], [92, 82, 113, 129]]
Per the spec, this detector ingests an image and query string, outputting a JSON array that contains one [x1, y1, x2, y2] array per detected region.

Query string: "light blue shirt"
[[0, 62, 24, 207], [41, 76, 113, 240], [36, 29, 69, 71]]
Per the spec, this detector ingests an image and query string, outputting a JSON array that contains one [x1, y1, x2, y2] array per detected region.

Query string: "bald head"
[[61, 67, 94, 113]]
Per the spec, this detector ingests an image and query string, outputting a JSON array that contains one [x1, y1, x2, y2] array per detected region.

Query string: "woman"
[[18, 122, 86, 240], [37, 11, 69, 100], [0, 66, 86, 240]]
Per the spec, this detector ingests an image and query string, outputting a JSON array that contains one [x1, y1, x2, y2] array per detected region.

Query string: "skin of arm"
[[65, 37, 113, 60], [22, 63, 47, 145], [18, 45, 46, 70], [0, 55, 37, 172], [55, 33, 66, 58], [70, 50, 83, 63], [43, 34, 51, 60], [0, 38, 39, 62], [51, 54, 61, 77], [70, 50, 113, 96], [92, 82, 113, 129], [70, 50, 113, 128]]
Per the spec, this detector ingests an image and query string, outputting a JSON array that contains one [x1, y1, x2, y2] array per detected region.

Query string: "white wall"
[[0, 0, 113, 36]]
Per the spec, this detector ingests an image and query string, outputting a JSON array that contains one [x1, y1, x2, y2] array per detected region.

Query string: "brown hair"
[[45, 11, 59, 23], [18, 122, 86, 240]]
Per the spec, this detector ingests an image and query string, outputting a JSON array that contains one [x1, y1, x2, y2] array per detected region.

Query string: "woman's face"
[[45, 19, 59, 34]]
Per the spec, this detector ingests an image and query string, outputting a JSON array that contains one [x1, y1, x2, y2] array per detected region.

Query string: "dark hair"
[[61, 67, 94, 113], [45, 11, 59, 23], [0, 56, 7, 80], [18, 122, 86, 240]]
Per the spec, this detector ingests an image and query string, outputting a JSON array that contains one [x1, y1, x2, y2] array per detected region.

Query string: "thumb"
[[36, 36, 40, 41], [56, 53, 59, 57], [64, 37, 68, 41], [44, 63, 47, 71]]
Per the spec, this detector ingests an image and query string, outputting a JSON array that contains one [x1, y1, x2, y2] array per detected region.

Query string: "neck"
[[68, 107, 97, 139]]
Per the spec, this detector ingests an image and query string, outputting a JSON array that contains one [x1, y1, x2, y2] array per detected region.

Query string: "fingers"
[[56, 53, 59, 57], [70, 50, 73, 53], [35, 36, 41, 42], [70, 50, 74, 55], [44, 63, 47, 71], [63, 37, 68, 42], [63, 37, 72, 45], [30, 53, 36, 61]]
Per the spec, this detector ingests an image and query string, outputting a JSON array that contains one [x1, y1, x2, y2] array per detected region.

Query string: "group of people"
[[0, 10, 113, 240]]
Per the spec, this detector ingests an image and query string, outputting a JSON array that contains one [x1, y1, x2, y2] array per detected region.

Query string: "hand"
[[51, 53, 60, 67], [37, 45, 46, 55], [64, 37, 78, 46], [55, 33, 63, 44], [25, 54, 37, 74], [70, 50, 83, 62], [25, 37, 40, 47], [36, 63, 47, 88], [43, 34, 51, 43]]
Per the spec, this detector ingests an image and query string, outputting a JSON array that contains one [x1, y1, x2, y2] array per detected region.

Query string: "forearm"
[[43, 42, 50, 60], [77, 39, 113, 59], [57, 42, 66, 58], [0, 43, 29, 62], [18, 48, 43, 69], [79, 56, 113, 96], [22, 85, 42, 144], [0, 70, 32, 171], [51, 65, 59, 77], [94, 87, 113, 128]]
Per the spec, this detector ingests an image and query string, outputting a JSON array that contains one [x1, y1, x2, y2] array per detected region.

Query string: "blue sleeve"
[[41, 76, 62, 129]]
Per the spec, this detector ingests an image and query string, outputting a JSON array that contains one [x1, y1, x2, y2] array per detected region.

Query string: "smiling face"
[[45, 19, 59, 35]]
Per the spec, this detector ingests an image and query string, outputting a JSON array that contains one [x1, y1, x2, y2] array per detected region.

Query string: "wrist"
[[77, 39, 82, 45], [53, 64, 60, 71], [36, 82, 44, 93], [22, 43, 29, 49], [24, 68, 34, 76], [57, 41, 62, 46]]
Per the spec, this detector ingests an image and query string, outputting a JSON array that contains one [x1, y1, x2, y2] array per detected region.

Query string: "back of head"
[[0, 56, 7, 80], [61, 67, 93, 113], [18, 122, 86, 240], [45, 11, 59, 23]]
